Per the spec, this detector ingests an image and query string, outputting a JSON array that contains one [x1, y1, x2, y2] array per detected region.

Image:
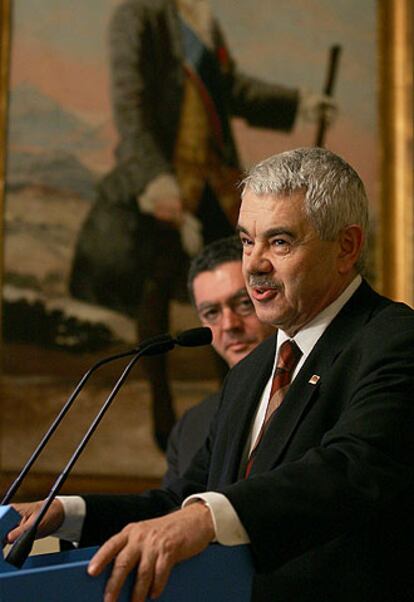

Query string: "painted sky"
[[9, 0, 378, 198]]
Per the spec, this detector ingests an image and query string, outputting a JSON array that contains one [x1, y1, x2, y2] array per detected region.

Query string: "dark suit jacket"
[[162, 393, 221, 487], [80, 281, 414, 601]]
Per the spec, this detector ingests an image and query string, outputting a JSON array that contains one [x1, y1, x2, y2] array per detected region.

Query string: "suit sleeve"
[[215, 26, 299, 131], [162, 419, 183, 488], [79, 403, 220, 546], [79, 489, 179, 547], [227, 69, 299, 131]]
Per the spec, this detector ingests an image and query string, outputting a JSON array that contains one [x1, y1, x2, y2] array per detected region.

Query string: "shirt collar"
[[176, 0, 214, 48]]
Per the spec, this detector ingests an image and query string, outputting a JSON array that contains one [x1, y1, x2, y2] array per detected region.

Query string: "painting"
[[1, 0, 380, 367], [2, 0, 407, 496]]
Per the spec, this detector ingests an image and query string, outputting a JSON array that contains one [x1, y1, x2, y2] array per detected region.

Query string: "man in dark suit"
[[163, 236, 274, 484], [10, 148, 414, 602]]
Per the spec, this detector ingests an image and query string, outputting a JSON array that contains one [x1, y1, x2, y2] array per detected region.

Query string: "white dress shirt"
[[56, 276, 362, 545]]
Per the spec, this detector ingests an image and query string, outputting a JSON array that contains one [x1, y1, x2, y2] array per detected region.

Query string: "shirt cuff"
[[53, 496, 86, 543], [183, 492, 250, 546]]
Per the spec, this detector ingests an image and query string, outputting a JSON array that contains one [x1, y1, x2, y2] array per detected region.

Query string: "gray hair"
[[241, 147, 369, 272]]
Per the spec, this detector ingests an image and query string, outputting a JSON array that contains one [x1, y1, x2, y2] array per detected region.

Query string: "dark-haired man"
[[163, 236, 274, 484]]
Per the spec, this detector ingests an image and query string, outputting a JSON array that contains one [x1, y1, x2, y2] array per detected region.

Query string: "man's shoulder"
[[350, 279, 414, 327], [361, 295, 414, 348], [327, 280, 414, 365], [179, 392, 221, 429]]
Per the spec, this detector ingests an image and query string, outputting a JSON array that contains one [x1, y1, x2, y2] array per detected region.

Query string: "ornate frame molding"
[[0, 0, 10, 315], [378, 0, 413, 305]]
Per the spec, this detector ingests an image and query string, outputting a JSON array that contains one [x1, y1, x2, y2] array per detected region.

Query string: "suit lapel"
[[214, 335, 276, 486], [248, 281, 386, 475]]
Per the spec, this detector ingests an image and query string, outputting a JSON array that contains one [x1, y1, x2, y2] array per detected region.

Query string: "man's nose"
[[245, 246, 273, 274], [221, 307, 243, 330]]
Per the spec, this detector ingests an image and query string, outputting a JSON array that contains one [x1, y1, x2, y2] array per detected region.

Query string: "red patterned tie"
[[245, 339, 302, 477]]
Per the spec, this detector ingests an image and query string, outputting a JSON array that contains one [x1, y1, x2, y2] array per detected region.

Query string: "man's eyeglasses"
[[197, 291, 255, 325]]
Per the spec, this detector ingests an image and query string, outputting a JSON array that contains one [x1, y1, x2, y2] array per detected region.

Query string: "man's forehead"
[[194, 262, 247, 304], [196, 288, 248, 310], [240, 189, 305, 210], [238, 189, 307, 230]]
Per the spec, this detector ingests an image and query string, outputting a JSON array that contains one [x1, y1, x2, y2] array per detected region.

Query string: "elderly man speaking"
[[9, 148, 414, 602]]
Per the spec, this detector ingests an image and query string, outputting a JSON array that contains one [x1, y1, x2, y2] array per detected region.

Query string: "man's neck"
[[286, 272, 361, 338], [286, 275, 362, 342]]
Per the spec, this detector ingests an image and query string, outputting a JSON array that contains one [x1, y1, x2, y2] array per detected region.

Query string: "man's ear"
[[337, 225, 364, 274]]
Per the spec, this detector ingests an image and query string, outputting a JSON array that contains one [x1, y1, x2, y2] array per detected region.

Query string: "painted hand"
[[299, 90, 338, 125], [153, 196, 184, 226]]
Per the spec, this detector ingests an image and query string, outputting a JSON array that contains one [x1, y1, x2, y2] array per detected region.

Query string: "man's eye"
[[201, 308, 219, 322], [235, 298, 254, 314], [240, 236, 252, 247], [271, 238, 291, 253]]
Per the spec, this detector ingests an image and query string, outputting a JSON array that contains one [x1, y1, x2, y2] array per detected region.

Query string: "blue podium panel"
[[0, 506, 254, 601], [0, 547, 133, 602], [0, 545, 253, 602], [158, 544, 253, 601]]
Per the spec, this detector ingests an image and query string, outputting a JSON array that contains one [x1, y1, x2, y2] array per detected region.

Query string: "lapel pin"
[[308, 374, 320, 385]]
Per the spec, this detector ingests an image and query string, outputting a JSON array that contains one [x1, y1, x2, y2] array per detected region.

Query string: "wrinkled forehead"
[[238, 189, 307, 226]]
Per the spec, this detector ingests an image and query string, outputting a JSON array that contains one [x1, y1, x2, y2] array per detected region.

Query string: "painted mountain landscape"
[[3, 82, 134, 363]]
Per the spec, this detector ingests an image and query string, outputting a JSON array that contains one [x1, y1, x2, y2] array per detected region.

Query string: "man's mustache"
[[247, 276, 282, 290]]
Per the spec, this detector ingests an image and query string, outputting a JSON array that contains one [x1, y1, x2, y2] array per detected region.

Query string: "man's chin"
[[225, 343, 253, 366], [254, 303, 287, 327]]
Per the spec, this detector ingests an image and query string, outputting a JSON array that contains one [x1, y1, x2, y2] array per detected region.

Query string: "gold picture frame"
[[0, 0, 11, 317], [378, 0, 413, 305]]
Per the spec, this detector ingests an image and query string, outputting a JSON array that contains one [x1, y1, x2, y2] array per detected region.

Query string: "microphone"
[[1, 333, 174, 506], [5, 326, 212, 568], [175, 326, 212, 348]]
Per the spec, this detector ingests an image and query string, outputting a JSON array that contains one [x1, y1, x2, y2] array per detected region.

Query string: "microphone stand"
[[1, 334, 172, 505], [5, 335, 175, 568]]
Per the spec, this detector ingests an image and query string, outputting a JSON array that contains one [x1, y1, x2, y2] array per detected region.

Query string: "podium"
[[0, 506, 254, 601]]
